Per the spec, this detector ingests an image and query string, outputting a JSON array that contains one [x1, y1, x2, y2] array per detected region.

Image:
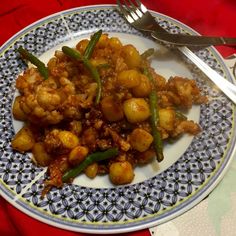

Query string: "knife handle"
[[151, 31, 236, 47]]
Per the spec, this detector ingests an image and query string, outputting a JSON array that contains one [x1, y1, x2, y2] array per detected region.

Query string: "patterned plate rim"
[[0, 4, 236, 234]]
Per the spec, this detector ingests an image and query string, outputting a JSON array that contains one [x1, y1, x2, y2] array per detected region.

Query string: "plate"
[[0, 4, 236, 234]]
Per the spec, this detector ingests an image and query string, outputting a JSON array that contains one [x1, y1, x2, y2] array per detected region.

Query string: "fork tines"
[[117, 0, 147, 23]]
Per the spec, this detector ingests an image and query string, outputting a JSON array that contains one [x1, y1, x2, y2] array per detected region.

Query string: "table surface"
[[0, 0, 236, 236]]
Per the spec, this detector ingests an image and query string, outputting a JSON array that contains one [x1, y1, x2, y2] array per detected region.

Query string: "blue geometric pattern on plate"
[[0, 5, 235, 234]]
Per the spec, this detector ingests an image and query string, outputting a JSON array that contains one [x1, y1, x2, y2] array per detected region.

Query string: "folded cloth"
[[0, 0, 235, 236], [0, 197, 150, 236], [0, 0, 235, 56]]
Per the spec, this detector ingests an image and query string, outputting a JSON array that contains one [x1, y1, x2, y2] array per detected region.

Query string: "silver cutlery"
[[151, 32, 236, 47], [117, 0, 236, 47], [117, 0, 236, 104]]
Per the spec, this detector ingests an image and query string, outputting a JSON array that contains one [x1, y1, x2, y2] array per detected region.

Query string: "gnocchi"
[[11, 31, 206, 193]]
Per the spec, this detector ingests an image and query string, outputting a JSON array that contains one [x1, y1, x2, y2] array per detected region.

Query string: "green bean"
[[83, 30, 102, 59], [62, 45, 83, 60], [143, 67, 155, 84], [18, 46, 48, 80], [141, 48, 155, 59], [62, 148, 118, 182], [96, 63, 110, 69], [175, 110, 187, 120], [149, 91, 164, 162], [144, 67, 164, 162], [62, 46, 102, 104]]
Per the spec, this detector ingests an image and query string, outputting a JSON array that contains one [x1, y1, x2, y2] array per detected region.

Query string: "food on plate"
[[11, 30, 207, 194]]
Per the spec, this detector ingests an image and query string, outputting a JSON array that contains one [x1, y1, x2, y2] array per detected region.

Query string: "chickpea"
[[11, 126, 35, 153], [69, 146, 88, 166], [109, 161, 134, 185], [84, 163, 98, 179], [129, 128, 153, 152], [132, 74, 152, 97], [123, 98, 150, 123], [12, 96, 27, 120], [32, 142, 52, 166], [58, 131, 80, 149], [122, 44, 141, 69], [116, 69, 140, 88], [101, 96, 124, 122]]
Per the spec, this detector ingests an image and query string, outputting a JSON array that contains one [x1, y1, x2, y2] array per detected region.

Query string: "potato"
[[122, 44, 141, 69], [109, 161, 134, 185], [116, 70, 140, 88], [11, 126, 35, 152], [90, 58, 108, 67], [136, 149, 155, 164], [101, 96, 124, 122], [129, 128, 153, 152], [12, 96, 27, 121], [123, 98, 150, 123], [32, 142, 52, 166], [84, 163, 98, 179], [68, 146, 88, 166], [97, 34, 109, 48], [109, 37, 122, 49], [159, 108, 176, 131], [58, 131, 79, 149], [76, 39, 89, 54], [132, 74, 151, 97]]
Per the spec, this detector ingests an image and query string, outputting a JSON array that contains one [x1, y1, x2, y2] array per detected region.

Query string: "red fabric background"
[[0, 0, 235, 236]]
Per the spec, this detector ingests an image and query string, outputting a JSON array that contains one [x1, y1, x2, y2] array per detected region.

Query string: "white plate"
[[0, 4, 235, 234]]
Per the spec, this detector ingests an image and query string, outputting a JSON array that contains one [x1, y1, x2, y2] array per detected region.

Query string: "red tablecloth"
[[0, 0, 235, 235]]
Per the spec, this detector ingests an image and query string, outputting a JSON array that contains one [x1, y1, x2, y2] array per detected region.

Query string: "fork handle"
[[151, 32, 236, 47]]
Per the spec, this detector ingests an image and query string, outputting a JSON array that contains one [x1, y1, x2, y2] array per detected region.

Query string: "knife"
[[139, 16, 236, 104], [151, 31, 236, 47]]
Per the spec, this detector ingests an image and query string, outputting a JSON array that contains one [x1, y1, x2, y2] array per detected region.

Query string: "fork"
[[117, 0, 236, 104], [117, 0, 236, 47]]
